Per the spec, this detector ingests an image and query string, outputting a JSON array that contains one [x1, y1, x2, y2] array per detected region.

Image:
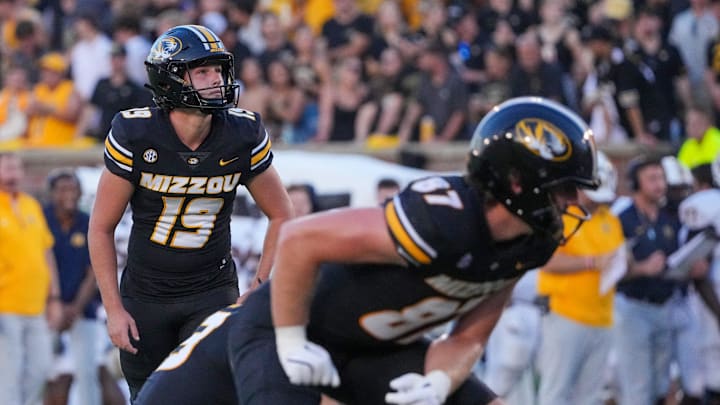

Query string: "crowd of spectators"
[[0, 0, 718, 152]]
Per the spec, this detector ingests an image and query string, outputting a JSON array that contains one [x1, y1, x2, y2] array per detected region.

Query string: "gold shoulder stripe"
[[385, 201, 431, 265], [250, 139, 272, 166], [105, 137, 133, 167]]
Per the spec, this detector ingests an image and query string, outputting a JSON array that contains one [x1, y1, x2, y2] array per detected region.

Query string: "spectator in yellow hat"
[[25, 52, 86, 148]]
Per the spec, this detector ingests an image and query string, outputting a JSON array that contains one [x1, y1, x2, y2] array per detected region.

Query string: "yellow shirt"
[[0, 89, 30, 125], [401, 0, 422, 30], [0, 191, 54, 315], [2, 20, 18, 52], [265, 0, 334, 35], [302, 0, 334, 34], [538, 206, 625, 327], [0, 89, 30, 148], [27, 80, 77, 147], [677, 126, 720, 169], [357, 0, 383, 14]]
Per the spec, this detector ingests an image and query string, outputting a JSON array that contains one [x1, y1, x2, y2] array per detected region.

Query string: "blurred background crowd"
[[2, 0, 720, 405], [0, 0, 719, 150]]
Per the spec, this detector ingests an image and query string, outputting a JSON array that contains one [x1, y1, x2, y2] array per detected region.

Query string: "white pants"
[[613, 294, 676, 405], [669, 292, 704, 397], [482, 303, 542, 405], [50, 318, 104, 405], [693, 281, 720, 391], [537, 312, 611, 405], [0, 314, 53, 405]]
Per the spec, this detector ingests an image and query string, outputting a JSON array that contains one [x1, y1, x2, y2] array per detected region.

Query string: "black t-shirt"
[[476, 7, 532, 35], [367, 30, 416, 61], [321, 14, 375, 52], [411, 71, 470, 140], [90, 78, 153, 140], [626, 40, 686, 138], [229, 40, 253, 75], [257, 43, 295, 72], [596, 48, 666, 140], [509, 62, 565, 103]]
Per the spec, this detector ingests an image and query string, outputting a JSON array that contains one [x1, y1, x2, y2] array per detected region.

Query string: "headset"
[[626, 155, 662, 192]]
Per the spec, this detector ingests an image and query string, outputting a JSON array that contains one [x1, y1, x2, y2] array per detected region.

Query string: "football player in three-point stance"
[[88, 24, 293, 401], [135, 97, 599, 405]]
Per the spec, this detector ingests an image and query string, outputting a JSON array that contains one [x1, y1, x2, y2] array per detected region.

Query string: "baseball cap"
[[39, 52, 68, 73], [110, 42, 127, 57], [604, 0, 633, 20], [581, 24, 615, 43]]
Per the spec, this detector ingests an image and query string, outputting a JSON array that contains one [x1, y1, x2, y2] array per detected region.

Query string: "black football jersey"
[[103, 107, 273, 301], [305, 175, 558, 349]]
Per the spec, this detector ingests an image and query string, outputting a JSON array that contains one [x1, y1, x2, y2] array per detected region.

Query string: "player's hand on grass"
[[275, 325, 340, 387], [385, 370, 451, 405], [106, 307, 139, 354]]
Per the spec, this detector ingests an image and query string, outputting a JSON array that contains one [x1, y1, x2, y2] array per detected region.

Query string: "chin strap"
[[557, 204, 591, 245]]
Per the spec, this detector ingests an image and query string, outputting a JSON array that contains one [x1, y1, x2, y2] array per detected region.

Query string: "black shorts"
[[121, 285, 238, 400]]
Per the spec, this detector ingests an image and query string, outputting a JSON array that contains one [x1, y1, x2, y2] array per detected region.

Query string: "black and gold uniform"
[[105, 106, 271, 300], [136, 175, 556, 405], [104, 105, 273, 396], [233, 175, 556, 404]]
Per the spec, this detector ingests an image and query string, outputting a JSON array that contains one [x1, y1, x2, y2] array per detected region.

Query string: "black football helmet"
[[467, 97, 599, 243], [145, 25, 239, 111]]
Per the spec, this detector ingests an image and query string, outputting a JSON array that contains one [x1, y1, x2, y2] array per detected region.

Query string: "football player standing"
[[88, 24, 293, 401]]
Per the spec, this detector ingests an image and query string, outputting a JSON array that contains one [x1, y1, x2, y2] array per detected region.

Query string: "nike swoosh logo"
[[219, 157, 239, 166]]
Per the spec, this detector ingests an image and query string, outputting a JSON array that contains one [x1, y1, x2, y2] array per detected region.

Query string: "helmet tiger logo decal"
[[515, 118, 572, 162], [149, 36, 183, 62]]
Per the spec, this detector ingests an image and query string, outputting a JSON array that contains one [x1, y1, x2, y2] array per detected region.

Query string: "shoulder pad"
[[227, 108, 259, 124], [385, 176, 479, 266]]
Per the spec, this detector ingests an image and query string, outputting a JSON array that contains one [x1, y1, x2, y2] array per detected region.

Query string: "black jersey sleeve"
[[383, 176, 472, 267], [104, 110, 138, 181], [228, 108, 273, 183], [614, 60, 643, 109]]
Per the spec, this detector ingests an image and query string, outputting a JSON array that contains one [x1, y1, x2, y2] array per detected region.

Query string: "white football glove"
[[385, 370, 451, 405], [275, 325, 340, 387]]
